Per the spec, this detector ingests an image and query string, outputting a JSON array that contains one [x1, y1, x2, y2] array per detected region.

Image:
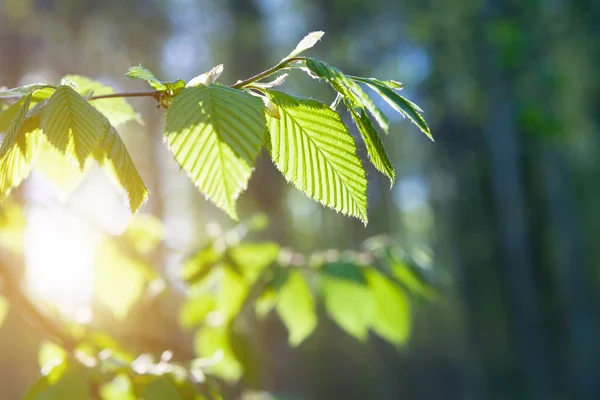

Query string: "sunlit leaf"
[[276, 270, 317, 346], [182, 245, 221, 285], [100, 375, 136, 400], [321, 276, 375, 341], [195, 326, 243, 382], [366, 270, 411, 345], [125, 66, 166, 91], [143, 376, 183, 400], [64, 75, 141, 126], [122, 213, 163, 253], [40, 85, 106, 167], [266, 90, 368, 224], [255, 287, 278, 319], [187, 64, 224, 87], [0, 84, 54, 99], [179, 293, 216, 329], [0, 199, 26, 253], [304, 58, 389, 133], [32, 366, 90, 399], [229, 242, 280, 282], [94, 121, 148, 213], [346, 100, 395, 184], [38, 341, 68, 374], [283, 31, 324, 61], [350, 76, 404, 90], [165, 85, 267, 219], [34, 139, 87, 198], [250, 74, 289, 89], [321, 261, 366, 284], [216, 267, 248, 322]]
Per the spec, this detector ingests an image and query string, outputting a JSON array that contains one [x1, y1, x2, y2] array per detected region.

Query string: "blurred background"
[[1, 0, 599, 399]]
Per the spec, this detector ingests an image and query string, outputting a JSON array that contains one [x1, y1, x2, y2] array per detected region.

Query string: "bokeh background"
[[1, 0, 599, 399]]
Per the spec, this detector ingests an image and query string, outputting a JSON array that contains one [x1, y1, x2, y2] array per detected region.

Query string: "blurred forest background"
[[1, 0, 599, 399]]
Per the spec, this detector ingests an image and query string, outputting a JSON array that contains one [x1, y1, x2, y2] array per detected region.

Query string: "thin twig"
[[89, 91, 160, 101], [231, 57, 305, 89]]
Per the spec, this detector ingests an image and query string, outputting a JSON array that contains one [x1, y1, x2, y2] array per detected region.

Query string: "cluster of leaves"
[[0, 32, 430, 224]]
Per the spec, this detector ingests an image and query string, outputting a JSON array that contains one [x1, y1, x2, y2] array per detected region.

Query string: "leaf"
[[216, 267, 248, 322], [187, 64, 224, 87], [0, 96, 41, 200], [0, 295, 8, 327], [125, 65, 185, 94], [0, 200, 26, 252], [182, 245, 221, 285], [0, 83, 53, 99], [366, 270, 411, 345], [64, 75, 141, 126], [38, 341, 68, 373], [321, 276, 375, 341], [179, 293, 216, 329], [122, 213, 163, 253], [304, 58, 389, 133], [250, 74, 289, 89], [164, 85, 267, 219], [283, 31, 325, 61], [350, 76, 404, 90], [100, 375, 136, 400], [34, 139, 87, 199], [346, 100, 395, 184], [34, 366, 90, 400], [40, 85, 106, 167], [195, 326, 243, 382], [94, 121, 148, 213], [266, 90, 368, 224], [360, 79, 433, 140], [276, 270, 317, 346], [229, 242, 280, 282], [321, 261, 366, 284]]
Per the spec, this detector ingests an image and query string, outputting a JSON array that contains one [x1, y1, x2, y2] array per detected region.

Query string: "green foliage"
[[275, 270, 317, 346], [125, 66, 185, 93]]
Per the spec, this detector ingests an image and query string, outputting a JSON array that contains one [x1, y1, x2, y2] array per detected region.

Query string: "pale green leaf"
[[276, 270, 317, 346], [229, 242, 280, 282], [249, 73, 289, 89], [122, 213, 163, 253], [195, 326, 243, 382], [350, 76, 404, 90], [255, 288, 278, 319], [187, 64, 224, 87], [40, 85, 106, 167], [0, 296, 8, 327], [366, 270, 411, 345], [0, 96, 42, 200], [99, 375, 135, 400], [0, 83, 53, 99], [34, 367, 90, 400], [64, 75, 141, 126], [360, 80, 432, 140], [38, 341, 68, 372], [165, 85, 267, 219], [0, 200, 26, 252], [216, 267, 248, 322], [346, 100, 395, 184], [304, 59, 389, 133], [321, 276, 376, 341], [125, 66, 166, 90], [34, 139, 87, 199], [179, 293, 216, 329], [94, 121, 148, 213], [283, 31, 324, 61], [266, 90, 368, 224]]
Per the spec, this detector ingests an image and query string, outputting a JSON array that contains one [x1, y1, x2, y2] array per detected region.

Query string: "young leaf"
[[94, 121, 148, 213], [346, 100, 395, 184], [350, 76, 404, 90], [63, 75, 141, 126], [304, 58, 389, 133], [266, 90, 368, 224], [40, 85, 106, 168], [0, 87, 54, 133], [0, 96, 41, 200], [366, 270, 411, 345], [321, 276, 376, 341], [143, 377, 183, 400], [195, 326, 243, 382], [249, 73, 289, 89], [187, 64, 224, 87], [276, 270, 317, 346], [0, 83, 54, 99], [165, 85, 267, 219], [283, 31, 325, 61], [125, 65, 166, 90], [360, 80, 433, 141]]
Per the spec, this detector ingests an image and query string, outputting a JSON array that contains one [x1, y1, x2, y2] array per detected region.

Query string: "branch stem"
[[89, 91, 160, 101]]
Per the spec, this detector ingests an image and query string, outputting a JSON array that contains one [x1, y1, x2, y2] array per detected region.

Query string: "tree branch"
[[89, 91, 160, 101]]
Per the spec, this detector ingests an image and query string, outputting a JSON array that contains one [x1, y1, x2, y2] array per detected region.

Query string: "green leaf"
[[346, 100, 395, 184], [64, 75, 141, 126], [182, 245, 221, 285], [0, 295, 8, 327], [122, 213, 163, 253], [282, 31, 324, 61], [276, 270, 317, 346], [100, 375, 136, 400], [321, 276, 375, 341], [40, 85, 106, 167], [304, 59, 389, 133], [216, 267, 248, 322], [125, 65, 185, 94], [360, 80, 433, 141], [165, 85, 267, 219], [179, 293, 216, 329], [34, 139, 87, 199], [187, 64, 224, 87], [266, 90, 368, 224], [94, 121, 148, 213], [125, 66, 166, 91], [229, 242, 280, 282], [38, 341, 68, 372], [143, 376, 183, 400], [0, 89, 53, 133], [350, 76, 403, 90], [195, 326, 243, 382], [34, 366, 90, 400], [0, 83, 53, 99], [321, 261, 366, 284], [0, 95, 41, 200], [366, 270, 411, 345]]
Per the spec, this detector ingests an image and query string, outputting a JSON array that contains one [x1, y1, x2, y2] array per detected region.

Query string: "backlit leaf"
[[0, 84, 53, 99], [321, 276, 375, 341], [195, 326, 243, 382], [179, 293, 216, 329], [366, 270, 411, 345], [40, 85, 106, 167], [350, 76, 404, 90], [283, 31, 324, 61], [125, 66, 166, 91], [266, 90, 368, 224], [165, 85, 267, 219], [229, 242, 280, 282], [187, 64, 224, 87], [346, 100, 395, 184], [64, 75, 141, 126], [276, 270, 317, 346], [143, 376, 183, 400]]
